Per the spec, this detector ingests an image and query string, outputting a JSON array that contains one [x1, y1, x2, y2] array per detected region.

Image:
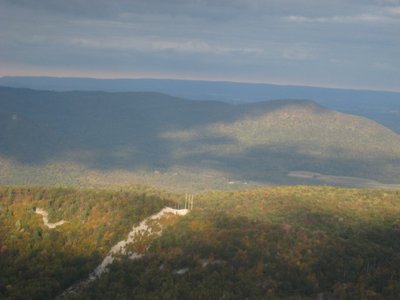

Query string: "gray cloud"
[[285, 4, 400, 24], [4, 0, 396, 20], [0, 0, 399, 91]]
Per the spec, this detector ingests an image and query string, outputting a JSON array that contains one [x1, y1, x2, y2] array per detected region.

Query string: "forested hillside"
[[2, 77, 399, 133], [1, 87, 400, 190], [0, 185, 177, 299], [1, 186, 400, 299]]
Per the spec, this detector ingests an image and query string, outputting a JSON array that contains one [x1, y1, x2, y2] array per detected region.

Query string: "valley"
[[288, 171, 400, 189], [1, 87, 400, 190], [2, 0, 399, 298], [0, 85, 399, 299]]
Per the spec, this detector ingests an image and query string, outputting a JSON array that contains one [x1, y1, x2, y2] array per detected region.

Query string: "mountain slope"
[[0, 185, 176, 299], [0, 87, 399, 189], [2, 76, 399, 133], [2, 185, 400, 299]]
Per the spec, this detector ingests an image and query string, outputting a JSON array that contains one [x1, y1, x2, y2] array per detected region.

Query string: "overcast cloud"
[[0, 0, 399, 91]]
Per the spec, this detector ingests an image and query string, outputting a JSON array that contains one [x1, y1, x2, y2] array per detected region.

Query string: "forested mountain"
[[1, 86, 400, 190], [1, 87, 400, 299], [2, 185, 400, 299], [1, 76, 399, 133]]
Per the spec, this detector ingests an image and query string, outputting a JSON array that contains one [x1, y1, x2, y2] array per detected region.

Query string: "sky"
[[0, 0, 399, 91]]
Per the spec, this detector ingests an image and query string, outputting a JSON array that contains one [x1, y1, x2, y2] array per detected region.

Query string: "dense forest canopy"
[[1, 185, 400, 299]]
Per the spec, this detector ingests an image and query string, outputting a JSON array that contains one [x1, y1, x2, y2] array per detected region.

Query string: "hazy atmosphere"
[[2, 1, 400, 300], [1, 0, 399, 91]]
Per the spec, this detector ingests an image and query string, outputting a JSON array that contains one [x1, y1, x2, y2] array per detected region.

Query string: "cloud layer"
[[0, 0, 399, 91]]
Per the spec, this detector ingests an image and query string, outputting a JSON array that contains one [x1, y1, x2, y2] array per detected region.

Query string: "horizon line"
[[1, 74, 400, 94]]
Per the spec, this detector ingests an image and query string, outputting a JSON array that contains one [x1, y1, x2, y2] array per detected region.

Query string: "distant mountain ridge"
[[0, 86, 399, 190], [1, 76, 399, 133], [1, 76, 399, 98]]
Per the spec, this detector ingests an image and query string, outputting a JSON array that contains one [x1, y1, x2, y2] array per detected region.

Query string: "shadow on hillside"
[[81, 208, 400, 299], [179, 144, 399, 185], [0, 87, 318, 165], [0, 87, 399, 185]]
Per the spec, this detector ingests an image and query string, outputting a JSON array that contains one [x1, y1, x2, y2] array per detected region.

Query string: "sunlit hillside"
[[1, 87, 400, 190], [1, 185, 400, 299]]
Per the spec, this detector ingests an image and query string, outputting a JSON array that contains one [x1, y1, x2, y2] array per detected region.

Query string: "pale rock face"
[[35, 208, 68, 229], [58, 207, 189, 298], [90, 207, 189, 279], [173, 268, 189, 275]]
